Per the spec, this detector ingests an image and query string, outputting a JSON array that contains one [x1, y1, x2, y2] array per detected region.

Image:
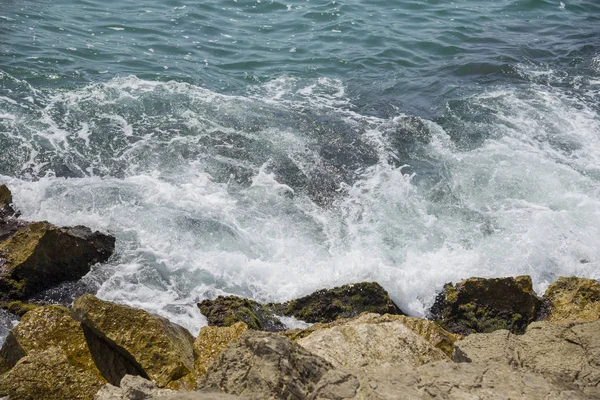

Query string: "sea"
[[0, 0, 599, 340]]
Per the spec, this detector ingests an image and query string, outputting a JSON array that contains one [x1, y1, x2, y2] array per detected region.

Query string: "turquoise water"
[[1, 0, 599, 336]]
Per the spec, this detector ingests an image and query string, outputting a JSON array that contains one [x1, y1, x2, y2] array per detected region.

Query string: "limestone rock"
[[297, 313, 448, 370], [198, 296, 284, 331], [194, 322, 248, 378], [453, 320, 600, 397], [270, 282, 403, 323], [0, 346, 104, 400], [72, 294, 195, 388], [310, 362, 587, 400], [543, 276, 600, 323], [0, 221, 115, 300], [201, 330, 332, 399], [429, 275, 541, 334], [0, 305, 101, 377]]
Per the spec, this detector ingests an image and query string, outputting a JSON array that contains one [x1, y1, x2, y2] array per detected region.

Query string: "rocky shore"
[[1, 185, 599, 399]]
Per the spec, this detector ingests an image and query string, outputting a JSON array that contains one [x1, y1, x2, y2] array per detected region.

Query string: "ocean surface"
[[1, 0, 599, 338]]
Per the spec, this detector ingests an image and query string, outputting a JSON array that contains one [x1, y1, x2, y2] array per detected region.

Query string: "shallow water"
[[1, 0, 599, 337]]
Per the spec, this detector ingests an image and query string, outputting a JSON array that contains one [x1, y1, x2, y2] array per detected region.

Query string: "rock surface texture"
[[72, 294, 195, 388], [454, 320, 600, 398], [202, 330, 333, 399], [543, 276, 600, 323], [198, 296, 285, 331], [430, 275, 541, 334]]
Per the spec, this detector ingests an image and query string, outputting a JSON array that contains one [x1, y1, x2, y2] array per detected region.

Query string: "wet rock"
[[0, 305, 102, 377], [0, 346, 104, 400], [453, 320, 600, 397], [297, 313, 448, 370], [270, 282, 404, 324], [0, 185, 17, 219], [201, 330, 332, 399], [429, 275, 541, 334], [0, 221, 115, 300], [543, 276, 600, 323], [198, 295, 285, 331], [0, 300, 38, 317], [310, 362, 587, 400], [72, 294, 195, 388]]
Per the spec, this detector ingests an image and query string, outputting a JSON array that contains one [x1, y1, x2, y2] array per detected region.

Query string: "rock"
[[0, 346, 104, 400], [201, 330, 332, 399], [95, 375, 247, 400], [194, 322, 248, 379], [429, 275, 541, 334], [0, 185, 17, 219], [297, 313, 448, 371], [453, 320, 600, 397], [72, 294, 195, 388], [310, 362, 587, 400], [543, 276, 600, 323], [198, 296, 285, 331], [0, 305, 102, 377], [270, 282, 403, 324], [0, 300, 38, 317], [0, 221, 115, 300]]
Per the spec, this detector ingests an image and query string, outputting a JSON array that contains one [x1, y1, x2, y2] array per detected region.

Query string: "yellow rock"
[[544, 276, 600, 324], [194, 321, 248, 377]]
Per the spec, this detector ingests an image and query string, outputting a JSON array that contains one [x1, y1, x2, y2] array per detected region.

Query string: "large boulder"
[[0, 306, 102, 377], [194, 322, 248, 379], [453, 320, 600, 397], [198, 296, 285, 331], [0, 346, 104, 400], [0, 221, 115, 300], [72, 294, 195, 388], [543, 276, 600, 323], [310, 362, 587, 400], [201, 330, 332, 399], [429, 275, 541, 334], [296, 313, 448, 370], [270, 282, 403, 323]]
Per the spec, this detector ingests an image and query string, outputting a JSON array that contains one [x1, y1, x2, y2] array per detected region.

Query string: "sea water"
[[0, 0, 599, 339]]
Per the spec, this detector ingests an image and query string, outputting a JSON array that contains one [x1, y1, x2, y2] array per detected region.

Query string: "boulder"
[[0, 221, 115, 300], [201, 330, 332, 399], [0, 305, 102, 378], [453, 320, 600, 397], [543, 276, 600, 323], [310, 362, 587, 400], [194, 322, 248, 379], [198, 296, 285, 331], [270, 282, 403, 323], [0, 346, 104, 400], [297, 313, 448, 370], [0, 185, 17, 219], [0, 300, 38, 317], [429, 275, 541, 334], [72, 294, 195, 388]]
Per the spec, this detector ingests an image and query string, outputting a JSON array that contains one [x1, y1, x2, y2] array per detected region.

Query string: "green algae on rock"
[[0, 221, 115, 300], [270, 282, 404, 323], [0, 305, 102, 378], [429, 276, 541, 335], [0, 300, 38, 318], [198, 295, 285, 331], [0, 346, 104, 400], [72, 294, 195, 388], [543, 276, 600, 324]]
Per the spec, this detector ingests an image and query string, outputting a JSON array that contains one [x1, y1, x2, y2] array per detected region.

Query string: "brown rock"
[[543, 276, 600, 323]]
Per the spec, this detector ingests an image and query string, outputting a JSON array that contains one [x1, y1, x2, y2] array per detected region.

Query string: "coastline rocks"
[[453, 320, 600, 397], [194, 322, 248, 380], [297, 313, 448, 370], [543, 276, 600, 323], [198, 296, 285, 331], [72, 294, 195, 388], [270, 282, 404, 324], [0, 185, 17, 219], [0, 346, 104, 400], [0, 306, 102, 378], [0, 221, 115, 300], [201, 330, 332, 399], [429, 275, 541, 334]]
